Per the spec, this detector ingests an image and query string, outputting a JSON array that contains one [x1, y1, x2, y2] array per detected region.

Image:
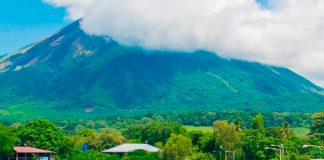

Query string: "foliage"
[[213, 121, 242, 152], [186, 130, 204, 147], [0, 111, 313, 131], [127, 149, 148, 156], [280, 122, 294, 139], [266, 123, 293, 140], [309, 111, 324, 140], [251, 113, 265, 133], [213, 120, 244, 159], [0, 20, 323, 122], [284, 153, 310, 160], [0, 124, 17, 159], [71, 128, 127, 151], [164, 134, 192, 160], [124, 123, 185, 144], [0, 111, 323, 160], [15, 120, 72, 156], [242, 129, 272, 160], [64, 150, 120, 160], [198, 133, 217, 154], [189, 152, 216, 160], [125, 150, 159, 160]]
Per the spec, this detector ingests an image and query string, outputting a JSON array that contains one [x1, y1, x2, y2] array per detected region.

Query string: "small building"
[[8, 146, 55, 160], [102, 143, 161, 155]]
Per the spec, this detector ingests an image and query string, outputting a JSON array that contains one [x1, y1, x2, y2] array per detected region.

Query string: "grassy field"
[[183, 125, 214, 133], [184, 125, 310, 138], [293, 127, 310, 138]]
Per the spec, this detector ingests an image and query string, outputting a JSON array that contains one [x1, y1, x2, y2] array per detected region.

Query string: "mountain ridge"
[[0, 21, 323, 120]]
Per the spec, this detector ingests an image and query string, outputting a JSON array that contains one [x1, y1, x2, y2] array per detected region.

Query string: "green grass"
[[293, 127, 310, 138], [183, 125, 214, 133], [184, 126, 310, 138]]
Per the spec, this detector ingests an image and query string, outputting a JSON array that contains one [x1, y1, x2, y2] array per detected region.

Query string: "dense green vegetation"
[[0, 124, 16, 159], [0, 21, 323, 160], [0, 111, 314, 132], [0, 21, 323, 121], [0, 111, 322, 160]]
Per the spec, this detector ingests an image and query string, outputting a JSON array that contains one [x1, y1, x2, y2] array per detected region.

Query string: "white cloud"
[[43, 0, 93, 19], [44, 0, 324, 87]]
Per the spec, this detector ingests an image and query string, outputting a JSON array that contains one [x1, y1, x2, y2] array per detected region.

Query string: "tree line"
[[0, 111, 323, 160]]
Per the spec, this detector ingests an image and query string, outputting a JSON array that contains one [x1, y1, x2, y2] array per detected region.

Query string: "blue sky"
[[256, 0, 270, 8], [0, 0, 70, 54]]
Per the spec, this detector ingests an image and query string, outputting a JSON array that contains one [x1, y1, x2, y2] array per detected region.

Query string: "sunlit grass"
[[183, 125, 213, 133], [293, 127, 310, 138]]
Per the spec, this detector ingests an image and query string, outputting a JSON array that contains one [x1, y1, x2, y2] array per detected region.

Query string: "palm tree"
[[280, 122, 293, 139]]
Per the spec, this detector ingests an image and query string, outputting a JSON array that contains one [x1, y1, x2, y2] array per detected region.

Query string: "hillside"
[[0, 21, 323, 120]]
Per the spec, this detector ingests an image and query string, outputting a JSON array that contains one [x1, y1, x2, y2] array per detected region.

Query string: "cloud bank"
[[44, 0, 324, 87]]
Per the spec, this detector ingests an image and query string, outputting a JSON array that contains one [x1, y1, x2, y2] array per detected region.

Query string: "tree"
[[124, 123, 185, 145], [279, 122, 293, 139], [189, 152, 216, 160], [242, 129, 272, 160], [99, 132, 127, 150], [265, 123, 293, 140], [213, 121, 242, 152], [187, 130, 204, 147], [0, 124, 17, 159], [284, 153, 310, 160], [75, 128, 127, 151], [309, 111, 324, 140], [164, 134, 192, 160], [77, 129, 101, 151], [233, 118, 242, 131], [251, 113, 265, 133], [198, 133, 217, 154], [15, 120, 72, 155]]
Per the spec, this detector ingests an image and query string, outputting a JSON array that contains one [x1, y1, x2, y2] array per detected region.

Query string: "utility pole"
[[281, 144, 284, 156], [271, 144, 284, 157], [220, 145, 223, 160]]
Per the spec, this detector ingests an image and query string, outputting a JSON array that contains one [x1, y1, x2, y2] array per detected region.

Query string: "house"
[[102, 143, 161, 155], [7, 146, 55, 160]]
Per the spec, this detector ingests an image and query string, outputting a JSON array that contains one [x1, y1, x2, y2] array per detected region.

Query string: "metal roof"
[[102, 144, 161, 153], [14, 147, 55, 153]]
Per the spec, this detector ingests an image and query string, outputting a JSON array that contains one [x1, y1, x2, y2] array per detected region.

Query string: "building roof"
[[14, 147, 55, 153], [102, 144, 161, 153]]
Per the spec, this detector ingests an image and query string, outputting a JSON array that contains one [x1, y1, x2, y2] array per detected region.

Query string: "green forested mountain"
[[0, 21, 323, 120]]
